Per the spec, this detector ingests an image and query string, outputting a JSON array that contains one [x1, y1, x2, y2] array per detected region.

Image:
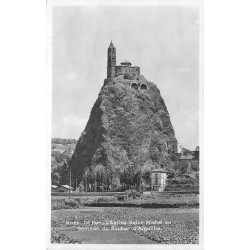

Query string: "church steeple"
[[109, 40, 115, 49], [107, 41, 116, 78]]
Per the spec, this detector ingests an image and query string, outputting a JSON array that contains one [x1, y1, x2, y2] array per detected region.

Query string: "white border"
[[49, 0, 202, 7], [47, 1, 53, 248], [46, 1, 203, 249], [198, 3, 204, 249]]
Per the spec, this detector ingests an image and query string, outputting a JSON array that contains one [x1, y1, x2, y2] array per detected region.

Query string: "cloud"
[[172, 109, 199, 150], [176, 67, 192, 73], [52, 114, 88, 139], [62, 113, 86, 127]]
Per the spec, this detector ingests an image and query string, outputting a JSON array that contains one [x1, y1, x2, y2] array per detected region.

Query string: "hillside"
[[51, 138, 77, 171]]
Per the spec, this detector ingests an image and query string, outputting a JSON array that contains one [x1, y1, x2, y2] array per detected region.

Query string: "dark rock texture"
[[71, 75, 176, 185]]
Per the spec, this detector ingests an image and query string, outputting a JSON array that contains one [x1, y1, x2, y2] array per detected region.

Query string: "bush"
[[75, 198, 85, 206], [65, 199, 79, 208], [51, 199, 66, 210], [117, 195, 128, 201], [51, 198, 80, 210], [124, 73, 134, 80], [51, 230, 81, 244], [82, 201, 199, 208], [125, 190, 142, 199]]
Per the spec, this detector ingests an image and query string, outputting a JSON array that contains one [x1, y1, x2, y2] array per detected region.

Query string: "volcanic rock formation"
[[70, 75, 177, 188]]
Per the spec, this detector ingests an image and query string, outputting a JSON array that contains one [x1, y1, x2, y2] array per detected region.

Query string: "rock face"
[[70, 75, 177, 187]]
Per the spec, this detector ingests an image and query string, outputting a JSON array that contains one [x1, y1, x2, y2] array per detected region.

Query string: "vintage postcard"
[[47, 0, 203, 249]]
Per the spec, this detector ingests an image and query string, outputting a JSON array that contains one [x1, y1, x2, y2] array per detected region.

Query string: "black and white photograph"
[[3, 1, 250, 250], [48, 0, 203, 248]]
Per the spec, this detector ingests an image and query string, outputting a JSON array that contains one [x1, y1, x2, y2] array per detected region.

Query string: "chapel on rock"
[[107, 41, 140, 79]]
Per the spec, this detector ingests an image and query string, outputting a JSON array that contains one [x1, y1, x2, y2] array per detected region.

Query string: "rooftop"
[[151, 169, 168, 173], [121, 60, 132, 66], [61, 185, 74, 190], [108, 41, 115, 49], [180, 155, 194, 160]]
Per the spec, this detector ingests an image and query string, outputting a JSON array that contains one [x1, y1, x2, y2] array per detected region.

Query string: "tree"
[[59, 157, 71, 185], [180, 163, 188, 174], [191, 160, 199, 171], [52, 172, 60, 185], [51, 145, 56, 156]]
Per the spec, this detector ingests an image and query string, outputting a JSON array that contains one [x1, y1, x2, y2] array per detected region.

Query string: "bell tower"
[[107, 41, 116, 78]]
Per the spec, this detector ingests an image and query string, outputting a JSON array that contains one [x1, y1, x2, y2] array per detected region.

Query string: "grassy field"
[[51, 206, 199, 244], [58, 230, 157, 244]]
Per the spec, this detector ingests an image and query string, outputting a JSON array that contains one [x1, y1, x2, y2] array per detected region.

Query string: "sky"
[[52, 4, 200, 150]]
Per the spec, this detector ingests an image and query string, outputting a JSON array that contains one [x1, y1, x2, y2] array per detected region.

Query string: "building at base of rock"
[[165, 134, 182, 154], [151, 169, 168, 192]]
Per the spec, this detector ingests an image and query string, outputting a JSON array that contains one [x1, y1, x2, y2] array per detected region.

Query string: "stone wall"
[[115, 66, 140, 77]]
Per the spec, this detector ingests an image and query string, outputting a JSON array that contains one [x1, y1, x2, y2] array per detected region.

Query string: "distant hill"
[[51, 138, 77, 144], [51, 138, 77, 171]]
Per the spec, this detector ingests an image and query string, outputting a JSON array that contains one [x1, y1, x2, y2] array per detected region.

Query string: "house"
[[181, 154, 194, 161], [151, 169, 168, 192], [51, 185, 58, 192], [180, 154, 194, 169], [193, 147, 199, 160], [165, 135, 183, 154], [55, 185, 74, 193], [177, 141, 183, 154], [51, 149, 66, 157]]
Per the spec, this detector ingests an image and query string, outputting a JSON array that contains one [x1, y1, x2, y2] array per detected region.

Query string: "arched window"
[[140, 83, 148, 90], [131, 82, 138, 90]]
